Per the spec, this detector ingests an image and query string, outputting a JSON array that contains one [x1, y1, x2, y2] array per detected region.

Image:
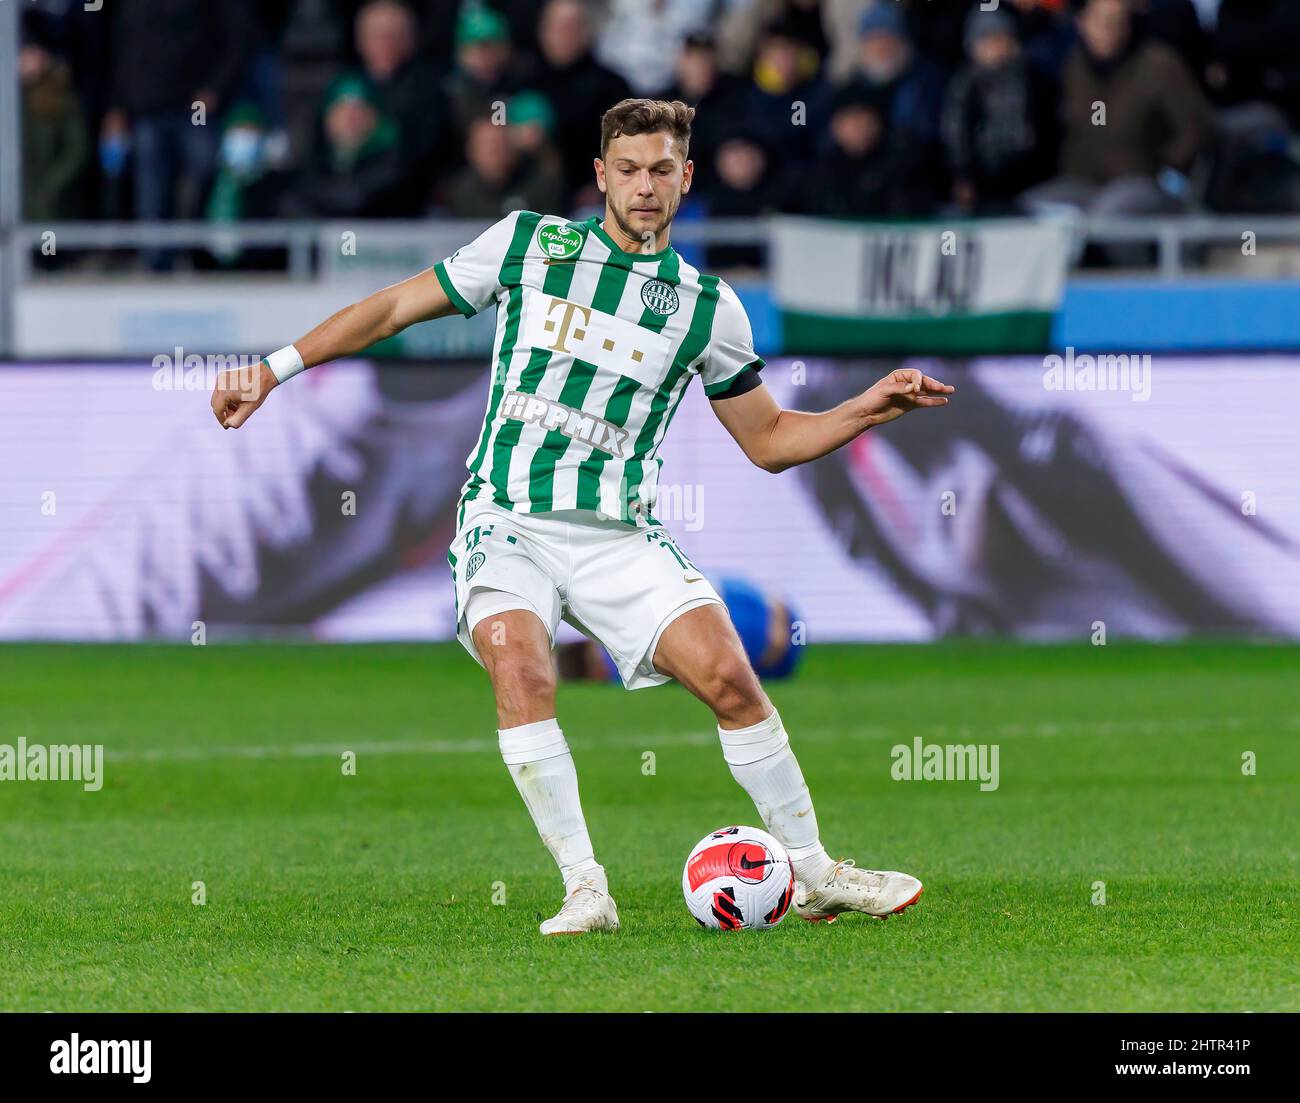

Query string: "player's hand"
[[861, 368, 954, 428], [211, 360, 278, 429]]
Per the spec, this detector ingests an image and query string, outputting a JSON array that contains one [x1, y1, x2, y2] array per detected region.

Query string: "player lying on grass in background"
[[212, 98, 953, 934]]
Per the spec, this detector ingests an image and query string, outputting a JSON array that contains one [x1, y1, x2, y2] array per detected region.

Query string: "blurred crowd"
[[19, 0, 1300, 240]]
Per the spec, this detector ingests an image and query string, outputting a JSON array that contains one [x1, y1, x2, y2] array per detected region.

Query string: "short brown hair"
[[600, 98, 694, 162]]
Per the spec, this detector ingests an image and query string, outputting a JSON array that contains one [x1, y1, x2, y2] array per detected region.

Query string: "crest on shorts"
[[641, 279, 679, 316], [537, 223, 582, 260], [465, 551, 486, 580]]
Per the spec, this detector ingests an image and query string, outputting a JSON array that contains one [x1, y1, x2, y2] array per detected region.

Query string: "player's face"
[[597, 131, 692, 249]]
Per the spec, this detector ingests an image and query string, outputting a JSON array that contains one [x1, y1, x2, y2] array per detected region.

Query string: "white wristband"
[[264, 344, 306, 384]]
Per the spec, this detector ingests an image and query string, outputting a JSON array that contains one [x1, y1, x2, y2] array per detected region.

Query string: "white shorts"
[[449, 500, 723, 690]]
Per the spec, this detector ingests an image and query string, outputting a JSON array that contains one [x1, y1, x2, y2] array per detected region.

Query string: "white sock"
[[498, 719, 605, 895], [718, 711, 836, 888]]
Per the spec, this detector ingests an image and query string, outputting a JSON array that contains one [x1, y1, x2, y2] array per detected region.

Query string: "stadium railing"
[[9, 213, 1299, 278]]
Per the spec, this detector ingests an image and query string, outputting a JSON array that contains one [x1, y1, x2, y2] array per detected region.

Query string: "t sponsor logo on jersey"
[[536, 222, 583, 260], [522, 291, 673, 387], [640, 278, 680, 316], [499, 390, 631, 458]]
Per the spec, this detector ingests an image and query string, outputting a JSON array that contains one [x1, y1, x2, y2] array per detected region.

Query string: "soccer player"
[[211, 98, 954, 934]]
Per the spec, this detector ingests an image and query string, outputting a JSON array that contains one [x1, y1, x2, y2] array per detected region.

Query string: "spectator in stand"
[[743, 18, 835, 165], [942, 9, 1059, 214], [1007, 0, 1076, 79], [288, 75, 407, 218], [442, 103, 566, 218], [1021, 0, 1212, 218], [901, 0, 977, 75], [596, 0, 715, 96], [505, 89, 565, 174], [717, 0, 835, 80], [444, 6, 532, 149], [1210, 0, 1300, 129], [1201, 0, 1300, 212], [21, 3, 111, 166], [1131, 0, 1211, 86], [802, 83, 923, 216], [660, 32, 752, 196], [847, 5, 947, 157], [532, 0, 632, 207], [404, 0, 469, 68], [373, 0, 545, 66], [825, 0, 877, 84], [205, 103, 295, 269], [239, 0, 295, 133], [484, 0, 551, 60], [349, 0, 447, 207], [102, 0, 252, 237], [508, 89, 568, 217], [20, 41, 89, 221], [703, 130, 794, 267], [206, 104, 292, 224]]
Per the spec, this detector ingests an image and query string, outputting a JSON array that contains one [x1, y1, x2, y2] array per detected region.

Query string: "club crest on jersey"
[[465, 551, 486, 580], [537, 223, 582, 260], [640, 278, 679, 316]]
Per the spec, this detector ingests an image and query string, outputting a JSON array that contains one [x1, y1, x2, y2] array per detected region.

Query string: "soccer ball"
[[682, 826, 795, 930]]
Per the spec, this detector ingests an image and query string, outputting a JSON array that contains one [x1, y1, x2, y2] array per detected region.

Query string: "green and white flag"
[[772, 216, 1071, 354]]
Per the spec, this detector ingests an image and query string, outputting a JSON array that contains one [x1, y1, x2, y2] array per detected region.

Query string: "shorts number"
[[646, 530, 694, 571]]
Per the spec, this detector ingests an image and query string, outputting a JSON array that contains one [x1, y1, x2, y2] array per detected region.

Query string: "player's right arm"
[[210, 267, 460, 429], [212, 210, 523, 429]]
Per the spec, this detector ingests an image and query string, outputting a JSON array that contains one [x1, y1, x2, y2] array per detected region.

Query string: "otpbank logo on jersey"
[[640, 278, 679, 316], [536, 222, 582, 260]]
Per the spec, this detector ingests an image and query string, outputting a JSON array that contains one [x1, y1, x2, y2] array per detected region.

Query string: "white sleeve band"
[[264, 344, 306, 384]]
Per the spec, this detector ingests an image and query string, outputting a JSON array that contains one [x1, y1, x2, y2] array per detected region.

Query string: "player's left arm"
[[699, 282, 952, 473], [710, 370, 954, 473]]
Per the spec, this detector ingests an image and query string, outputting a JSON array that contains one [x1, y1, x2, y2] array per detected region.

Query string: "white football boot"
[[539, 876, 620, 935], [794, 860, 922, 923]]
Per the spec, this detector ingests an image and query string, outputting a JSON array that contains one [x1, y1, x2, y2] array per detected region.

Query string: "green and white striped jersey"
[[434, 211, 764, 527]]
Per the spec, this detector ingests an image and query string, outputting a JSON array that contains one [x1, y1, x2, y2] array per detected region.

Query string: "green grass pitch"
[[0, 641, 1295, 1012]]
